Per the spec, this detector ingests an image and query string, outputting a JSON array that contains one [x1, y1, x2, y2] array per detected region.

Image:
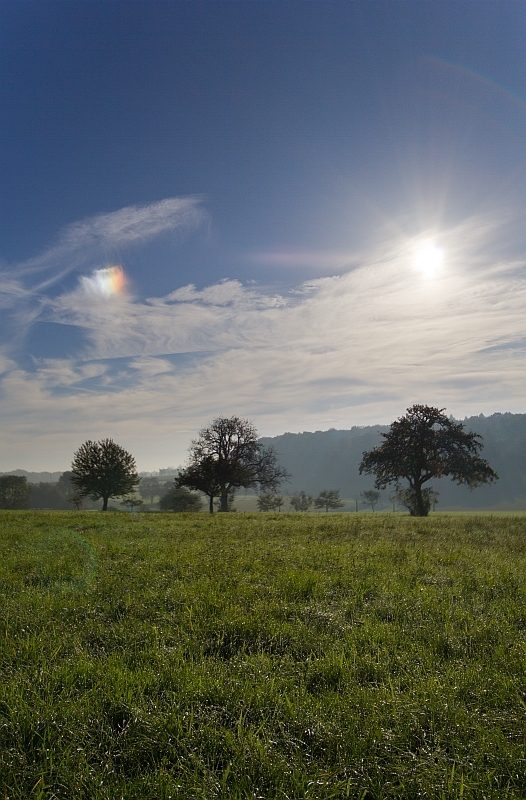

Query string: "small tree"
[[388, 490, 400, 512], [314, 489, 345, 512], [289, 491, 313, 512], [160, 486, 203, 512], [257, 492, 284, 511], [120, 496, 144, 513], [359, 405, 498, 517], [70, 438, 140, 511], [177, 416, 289, 513], [361, 489, 381, 512], [138, 477, 162, 505], [0, 475, 30, 509]]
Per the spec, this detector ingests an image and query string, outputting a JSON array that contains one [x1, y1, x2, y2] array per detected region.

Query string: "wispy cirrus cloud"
[[12, 196, 206, 285], [0, 196, 206, 355], [1, 208, 525, 470]]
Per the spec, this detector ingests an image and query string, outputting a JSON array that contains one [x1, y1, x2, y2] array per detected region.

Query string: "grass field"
[[0, 511, 525, 799]]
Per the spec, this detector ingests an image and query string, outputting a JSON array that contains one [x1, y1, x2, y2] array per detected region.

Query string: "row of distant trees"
[[0, 405, 498, 517]]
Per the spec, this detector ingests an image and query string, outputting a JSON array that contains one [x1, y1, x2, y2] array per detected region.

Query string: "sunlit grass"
[[0, 511, 525, 798]]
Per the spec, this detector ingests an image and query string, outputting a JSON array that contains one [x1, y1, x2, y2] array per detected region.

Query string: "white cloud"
[[1, 210, 525, 470]]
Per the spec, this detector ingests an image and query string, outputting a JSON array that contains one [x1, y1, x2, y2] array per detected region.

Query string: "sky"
[[1, 1, 526, 472]]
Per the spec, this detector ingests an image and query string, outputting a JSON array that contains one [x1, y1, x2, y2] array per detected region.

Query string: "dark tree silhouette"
[[177, 416, 289, 513], [0, 475, 30, 509], [314, 489, 345, 512], [70, 439, 140, 511], [359, 405, 498, 516]]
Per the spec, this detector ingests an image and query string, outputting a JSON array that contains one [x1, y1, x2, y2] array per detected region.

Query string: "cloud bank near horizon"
[[1, 203, 525, 471]]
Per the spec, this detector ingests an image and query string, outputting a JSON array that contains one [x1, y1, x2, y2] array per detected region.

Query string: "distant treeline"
[[2, 412, 525, 511], [261, 412, 526, 511]]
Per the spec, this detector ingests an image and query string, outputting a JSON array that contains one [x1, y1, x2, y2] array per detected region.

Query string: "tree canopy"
[[159, 485, 203, 512], [289, 491, 313, 512], [70, 439, 140, 511], [0, 475, 30, 509], [177, 416, 289, 512], [359, 405, 498, 516], [314, 489, 345, 512]]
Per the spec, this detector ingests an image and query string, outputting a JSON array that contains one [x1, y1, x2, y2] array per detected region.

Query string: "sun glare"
[[413, 242, 444, 278]]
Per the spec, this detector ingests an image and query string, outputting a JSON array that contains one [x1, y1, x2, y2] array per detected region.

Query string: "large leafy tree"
[[177, 416, 289, 513], [70, 439, 140, 511], [359, 405, 498, 516]]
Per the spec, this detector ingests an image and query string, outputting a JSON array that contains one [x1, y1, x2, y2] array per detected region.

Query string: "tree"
[[138, 477, 162, 505], [120, 496, 144, 512], [388, 490, 400, 512], [0, 475, 30, 509], [359, 405, 498, 517], [159, 486, 203, 512], [257, 492, 284, 512], [360, 489, 381, 511], [70, 439, 140, 511], [314, 489, 345, 512], [29, 482, 70, 510], [289, 491, 313, 512], [177, 416, 289, 513]]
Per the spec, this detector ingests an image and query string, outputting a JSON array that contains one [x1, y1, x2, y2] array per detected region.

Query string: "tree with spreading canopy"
[[176, 416, 289, 513], [314, 489, 345, 512], [70, 438, 140, 511], [359, 405, 498, 517]]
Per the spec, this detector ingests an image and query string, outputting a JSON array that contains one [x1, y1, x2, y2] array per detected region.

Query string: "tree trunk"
[[220, 492, 229, 512], [102, 496, 108, 511], [414, 483, 428, 517], [209, 495, 214, 514]]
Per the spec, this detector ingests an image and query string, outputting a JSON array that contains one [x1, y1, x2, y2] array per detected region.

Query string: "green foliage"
[[159, 485, 203, 512], [70, 439, 140, 511], [257, 492, 284, 511], [0, 474, 30, 508], [289, 490, 313, 511], [314, 489, 345, 512], [1, 511, 526, 798], [177, 416, 289, 512], [360, 405, 498, 516]]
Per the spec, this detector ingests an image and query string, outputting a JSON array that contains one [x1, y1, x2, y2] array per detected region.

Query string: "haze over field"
[[1, 2, 526, 471]]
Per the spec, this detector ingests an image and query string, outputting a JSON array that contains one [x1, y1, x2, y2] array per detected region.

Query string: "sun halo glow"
[[413, 242, 444, 278]]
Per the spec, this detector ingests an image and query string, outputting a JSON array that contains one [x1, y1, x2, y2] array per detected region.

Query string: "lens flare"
[[81, 265, 127, 298], [413, 242, 444, 278]]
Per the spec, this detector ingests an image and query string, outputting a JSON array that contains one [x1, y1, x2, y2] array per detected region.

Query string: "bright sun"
[[413, 242, 444, 278]]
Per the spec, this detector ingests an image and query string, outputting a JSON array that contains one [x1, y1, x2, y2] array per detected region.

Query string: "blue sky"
[[1, 1, 526, 471]]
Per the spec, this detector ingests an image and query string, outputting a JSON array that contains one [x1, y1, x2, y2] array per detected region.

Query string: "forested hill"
[[260, 413, 526, 511], [0, 469, 62, 483]]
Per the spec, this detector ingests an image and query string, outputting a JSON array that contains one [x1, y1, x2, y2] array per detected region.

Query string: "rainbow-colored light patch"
[[81, 265, 127, 298]]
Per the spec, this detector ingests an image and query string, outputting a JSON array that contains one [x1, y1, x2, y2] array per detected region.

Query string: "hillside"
[[261, 412, 526, 511]]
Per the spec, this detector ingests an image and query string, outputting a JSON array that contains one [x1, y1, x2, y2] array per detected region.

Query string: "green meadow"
[[0, 511, 525, 799]]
